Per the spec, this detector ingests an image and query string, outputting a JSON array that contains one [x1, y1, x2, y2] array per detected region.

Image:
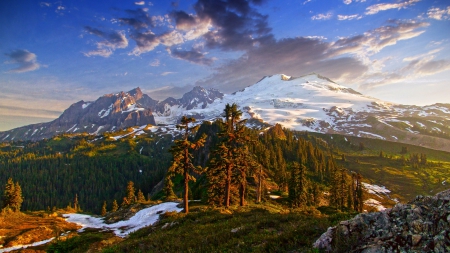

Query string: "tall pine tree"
[[165, 116, 206, 213]]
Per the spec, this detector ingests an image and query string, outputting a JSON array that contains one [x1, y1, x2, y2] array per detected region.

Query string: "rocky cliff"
[[314, 189, 450, 252]]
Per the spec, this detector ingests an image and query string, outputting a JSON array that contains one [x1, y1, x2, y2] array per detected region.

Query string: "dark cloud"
[[130, 31, 159, 55], [5, 49, 40, 73], [172, 11, 197, 30], [171, 0, 275, 51], [119, 8, 153, 29], [84, 26, 128, 57], [169, 48, 214, 65]]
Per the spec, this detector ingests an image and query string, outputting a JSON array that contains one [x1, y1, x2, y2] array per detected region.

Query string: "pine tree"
[[12, 182, 23, 212], [112, 199, 119, 212], [74, 194, 79, 212], [137, 189, 146, 202], [101, 201, 107, 216], [289, 162, 308, 208], [2, 178, 15, 210], [126, 181, 136, 204], [166, 116, 206, 213], [207, 103, 249, 208]]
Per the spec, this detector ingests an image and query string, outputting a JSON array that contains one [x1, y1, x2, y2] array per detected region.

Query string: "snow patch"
[[82, 103, 92, 109], [64, 202, 182, 237], [0, 237, 55, 253]]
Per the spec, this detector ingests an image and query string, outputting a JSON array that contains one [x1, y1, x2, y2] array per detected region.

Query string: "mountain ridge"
[[1, 74, 450, 152]]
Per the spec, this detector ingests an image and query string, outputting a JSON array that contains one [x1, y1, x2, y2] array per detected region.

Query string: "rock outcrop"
[[314, 189, 450, 252]]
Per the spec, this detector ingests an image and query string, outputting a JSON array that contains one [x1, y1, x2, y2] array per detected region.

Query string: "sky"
[[1, 0, 449, 131]]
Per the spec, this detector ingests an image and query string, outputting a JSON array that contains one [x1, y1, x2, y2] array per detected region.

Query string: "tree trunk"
[[257, 167, 262, 203], [225, 163, 232, 208], [184, 169, 189, 214]]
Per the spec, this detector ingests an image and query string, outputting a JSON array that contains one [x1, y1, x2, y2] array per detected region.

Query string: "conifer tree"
[[289, 162, 308, 208], [101, 201, 107, 216], [126, 181, 136, 204], [74, 194, 79, 212], [2, 178, 15, 210], [12, 182, 23, 212], [207, 103, 249, 208], [166, 116, 206, 213], [112, 199, 118, 212], [137, 189, 146, 202]]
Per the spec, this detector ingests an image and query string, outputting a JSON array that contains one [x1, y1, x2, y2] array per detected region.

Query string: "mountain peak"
[[128, 87, 143, 100]]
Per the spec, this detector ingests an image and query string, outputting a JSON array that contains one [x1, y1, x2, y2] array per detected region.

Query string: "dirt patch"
[[0, 211, 80, 249]]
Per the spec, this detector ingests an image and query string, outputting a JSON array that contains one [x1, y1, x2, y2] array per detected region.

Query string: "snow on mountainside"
[[1, 74, 450, 152]]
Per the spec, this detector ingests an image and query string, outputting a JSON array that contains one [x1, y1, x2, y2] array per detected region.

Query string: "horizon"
[[1, 0, 450, 131]]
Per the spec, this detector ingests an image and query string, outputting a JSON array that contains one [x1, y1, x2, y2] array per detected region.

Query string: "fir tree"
[[137, 189, 146, 202], [166, 116, 206, 213], [74, 194, 79, 212], [289, 162, 308, 208], [12, 182, 23, 212], [126, 181, 136, 204], [2, 178, 15, 210], [101, 201, 107, 216], [112, 199, 119, 212]]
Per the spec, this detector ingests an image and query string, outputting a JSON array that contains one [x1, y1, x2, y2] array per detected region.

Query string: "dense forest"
[[1, 104, 450, 214]]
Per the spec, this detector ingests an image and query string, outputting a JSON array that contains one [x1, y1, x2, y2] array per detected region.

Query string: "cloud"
[[195, 19, 430, 93], [83, 27, 128, 57], [168, 48, 215, 65], [343, 0, 352, 4], [5, 49, 41, 73], [365, 0, 420, 15], [172, 0, 275, 51], [135, 1, 145, 5], [40, 2, 51, 7], [427, 7, 450, 20], [150, 59, 160, 66], [337, 14, 362, 20], [159, 30, 184, 46], [328, 20, 429, 57], [161, 71, 176, 76], [119, 8, 153, 29], [130, 31, 159, 55], [195, 37, 367, 93], [311, 13, 333, 20]]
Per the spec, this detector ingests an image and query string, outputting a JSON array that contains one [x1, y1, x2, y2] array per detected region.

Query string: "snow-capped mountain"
[[1, 74, 450, 152]]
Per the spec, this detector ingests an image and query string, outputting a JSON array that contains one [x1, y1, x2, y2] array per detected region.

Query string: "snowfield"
[[63, 202, 183, 237]]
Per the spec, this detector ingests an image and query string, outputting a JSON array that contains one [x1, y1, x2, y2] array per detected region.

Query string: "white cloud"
[[311, 13, 333, 20], [161, 71, 176, 76], [427, 6, 450, 20], [337, 14, 362, 20], [83, 49, 113, 58], [135, 1, 145, 5], [150, 59, 160, 67], [343, 0, 352, 5], [365, 0, 420, 15]]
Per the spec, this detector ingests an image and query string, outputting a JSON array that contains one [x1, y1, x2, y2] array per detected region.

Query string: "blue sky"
[[1, 0, 449, 131]]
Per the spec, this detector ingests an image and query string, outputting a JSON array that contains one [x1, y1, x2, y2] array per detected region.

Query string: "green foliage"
[[47, 232, 108, 253], [102, 205, 354, 253]]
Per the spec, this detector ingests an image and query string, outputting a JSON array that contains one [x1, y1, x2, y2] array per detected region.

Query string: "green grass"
[[102, 203, 355, 253]]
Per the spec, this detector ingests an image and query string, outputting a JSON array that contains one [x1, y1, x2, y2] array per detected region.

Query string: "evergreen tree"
[[112, 199, 118, 212], [101, 201, 107, 216], [137, 189, 146, 202], [207, 104, 249, 208], [126, 181, 136, 204], [2, 178, 15, 210], [289, 162, 308, 208], [166, 116, 206, 213], [2, 178, 23, 212], [74, 194, 79, 212], [12, 182, 23, 212]]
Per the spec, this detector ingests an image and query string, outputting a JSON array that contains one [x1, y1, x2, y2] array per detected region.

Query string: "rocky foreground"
[[314, 189, 450, 252]]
